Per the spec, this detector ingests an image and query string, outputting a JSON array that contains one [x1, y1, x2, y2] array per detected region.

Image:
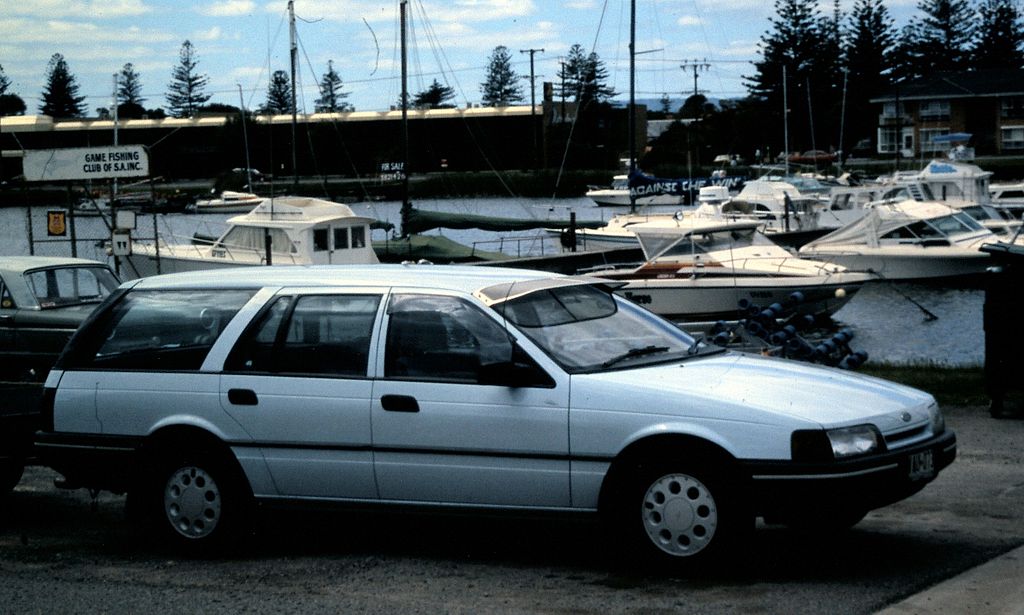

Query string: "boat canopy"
[[801, 200, 989, 250]]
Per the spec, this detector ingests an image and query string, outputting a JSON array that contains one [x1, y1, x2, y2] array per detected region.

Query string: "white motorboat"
[[563, 186, 729, 250], [121, 196, 379, 279], [719, 178, 833, 248], [990, 181, 1024, 219], [193, 190, 265, 214], [799, 199, 996, 282], [588, 217, 867, 321]]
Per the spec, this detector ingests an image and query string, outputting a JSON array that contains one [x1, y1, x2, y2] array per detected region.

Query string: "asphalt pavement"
[[876, 544, 1024, 615]]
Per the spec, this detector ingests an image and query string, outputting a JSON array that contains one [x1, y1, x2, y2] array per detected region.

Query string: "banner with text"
[[23, 145, 150, 182]]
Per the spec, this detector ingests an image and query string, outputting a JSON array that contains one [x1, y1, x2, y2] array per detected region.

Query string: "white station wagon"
[[35, 265, 956, 563]]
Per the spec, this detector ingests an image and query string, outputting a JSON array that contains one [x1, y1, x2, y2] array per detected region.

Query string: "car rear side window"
[[225, 294, 381, 377], [68, 289, 256, 371]]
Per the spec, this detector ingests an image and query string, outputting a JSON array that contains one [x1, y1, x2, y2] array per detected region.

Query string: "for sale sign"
[[23, 145, 150, 181]]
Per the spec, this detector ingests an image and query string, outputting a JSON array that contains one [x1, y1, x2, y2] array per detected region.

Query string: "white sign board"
[[111, 230, 132, 256], [23, 145, 150, 182]]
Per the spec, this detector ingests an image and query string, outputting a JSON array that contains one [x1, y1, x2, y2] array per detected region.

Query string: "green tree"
[[315, 60, 352, 112], [39, 53, 85, 118], [166, 40, 211, 118], [260, 70, 293, 114], [897, 0, 976, 80], [480, 45, 524, 107], [0, 94, 26, 116], [972, 0, 1024, 69], [412, 79, 456, 109], [0, 64, 10, 96], [117, 63, 145, 106]]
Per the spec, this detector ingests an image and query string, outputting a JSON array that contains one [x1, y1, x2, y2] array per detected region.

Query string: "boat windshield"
[[657, 227, 766, 259], [493, 284, 709, 373], [219, 226, 297, 254], [25, 265, 120, 309], [927, 212, 985, 235]]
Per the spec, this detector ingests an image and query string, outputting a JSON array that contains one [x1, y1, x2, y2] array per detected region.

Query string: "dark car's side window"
[[384, 294, 514, 383], [226, 294, 381, 377], [68, 290, 256, 371], [0, 279, 14, 309]]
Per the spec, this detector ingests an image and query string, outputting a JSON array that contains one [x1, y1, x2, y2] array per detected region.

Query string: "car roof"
[[0, 256, 114, 278], [125, 264, 572, 295]]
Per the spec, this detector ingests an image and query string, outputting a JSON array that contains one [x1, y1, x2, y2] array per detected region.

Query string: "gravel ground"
[[1, 404, 1022, 614]]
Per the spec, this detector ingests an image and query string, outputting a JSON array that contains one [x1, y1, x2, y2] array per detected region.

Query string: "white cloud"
[[6, 0, 151, 19], [195, 27, 224, 41], [677, 16, 703, 27], [200, 1, 257, 17]]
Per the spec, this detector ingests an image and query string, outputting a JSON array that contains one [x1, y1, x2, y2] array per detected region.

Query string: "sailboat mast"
[[400, 0, 411, 237], [783, 64, 789, 177], [289, 0, 299, 193], [628, 0, 636, 212]]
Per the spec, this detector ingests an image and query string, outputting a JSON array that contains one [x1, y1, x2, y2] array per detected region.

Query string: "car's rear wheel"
[[0, 458, 25, 495], [147, 448, 250, 554]]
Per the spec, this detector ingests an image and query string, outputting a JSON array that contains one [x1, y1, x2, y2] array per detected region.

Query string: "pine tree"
[[118, 63, 145, 105], [897, 0, 977, 80], [315, 60, 352, 112], [261, 70, 293, 114], [39, 53, 85, 118], [745, 0, 827, 151], [972, 0, 1024, 69], [412, 79, 455, 109], [0, 65, 26, 116], [557, 44, 616, 109], [480, 46, 524, 107], [844, 0, 898, 145], [0, 64, 10, 96], [557, 44, 589, 102], [166, 40, 211, 118]]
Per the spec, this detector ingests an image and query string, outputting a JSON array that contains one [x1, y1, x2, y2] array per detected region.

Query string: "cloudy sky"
[[1, 0, 921, 115]]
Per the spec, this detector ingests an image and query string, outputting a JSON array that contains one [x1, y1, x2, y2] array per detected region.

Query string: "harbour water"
[[0, 198, 986, 367]]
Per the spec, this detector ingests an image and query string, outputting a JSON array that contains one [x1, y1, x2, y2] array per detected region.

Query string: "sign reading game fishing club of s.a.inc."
[[23, 145, 150, 182]]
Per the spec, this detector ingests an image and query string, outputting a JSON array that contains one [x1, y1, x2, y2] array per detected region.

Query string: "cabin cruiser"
[[585, 174, 689, 207], [798, 199, 996, 282], [990, 182, 1024, 219], [717, 178, 833, 248], [587, 217, 868, 322], [121, 196, 378, 279]]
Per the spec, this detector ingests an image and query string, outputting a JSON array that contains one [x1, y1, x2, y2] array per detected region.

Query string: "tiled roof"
[[870, 69, 1024, 102]]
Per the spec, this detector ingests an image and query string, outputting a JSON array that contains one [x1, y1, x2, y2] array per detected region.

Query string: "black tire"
[[0, 459, 25, 495], [146, 448, 251, 555], [615, 459, 750, 569]]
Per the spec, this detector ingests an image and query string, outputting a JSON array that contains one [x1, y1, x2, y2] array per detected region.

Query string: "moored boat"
[[586, 217, 867, 321]]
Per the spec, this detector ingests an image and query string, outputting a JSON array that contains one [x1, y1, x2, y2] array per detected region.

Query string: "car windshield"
[[492, 284, 715, 373], [25, 266, 120, 308]]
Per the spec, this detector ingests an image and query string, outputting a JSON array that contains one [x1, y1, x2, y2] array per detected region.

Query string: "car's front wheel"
[[147, 448, 250, 554], [617, 460, 749, 567]]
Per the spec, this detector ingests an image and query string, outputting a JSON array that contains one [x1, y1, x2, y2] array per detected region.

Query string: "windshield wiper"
[[687, 335, 705, 355], [601, 345, 670, 368]]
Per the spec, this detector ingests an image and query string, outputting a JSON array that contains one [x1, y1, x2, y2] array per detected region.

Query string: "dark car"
[[1, 256, 120, 493]]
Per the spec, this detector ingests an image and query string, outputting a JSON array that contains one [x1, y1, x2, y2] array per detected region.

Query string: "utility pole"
[[680, 59, 710, 97], [288, 0, 298, 193], [520, 48, 544, 169]]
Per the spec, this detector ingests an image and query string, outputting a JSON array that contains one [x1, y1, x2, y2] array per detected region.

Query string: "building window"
[[918, 100, 950, 121], [920, 128, 951, 149], [1002, 98, 1024, 120], [1002, 126, 1024, 150]]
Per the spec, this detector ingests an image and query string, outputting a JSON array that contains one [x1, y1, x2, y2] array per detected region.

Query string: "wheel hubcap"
[[164, 465, 221, 540], [642, 473, 717, 557]]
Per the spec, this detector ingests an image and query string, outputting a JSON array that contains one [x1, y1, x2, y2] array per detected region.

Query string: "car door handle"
[[381, 394, 419, 413], [228, 388, 259, 406]]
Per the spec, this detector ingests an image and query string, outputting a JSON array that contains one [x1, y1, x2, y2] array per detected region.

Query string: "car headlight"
[[826, 425, 881, 458], [927, 402, 945, 435]]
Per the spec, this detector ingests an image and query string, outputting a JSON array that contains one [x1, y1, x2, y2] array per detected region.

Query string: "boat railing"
[[470, 234, 556, 259]]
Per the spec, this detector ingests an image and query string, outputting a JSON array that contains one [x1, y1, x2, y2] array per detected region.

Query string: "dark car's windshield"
[[25, 266, 120, 308], [493, 284, 715, 373]]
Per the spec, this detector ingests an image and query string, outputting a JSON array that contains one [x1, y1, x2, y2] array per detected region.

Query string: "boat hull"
[[612, 275, 863, 322], [800, 249, 991, 283]]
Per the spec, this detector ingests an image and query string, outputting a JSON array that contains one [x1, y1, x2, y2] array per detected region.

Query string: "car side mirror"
[[478, 360, 553, 388]]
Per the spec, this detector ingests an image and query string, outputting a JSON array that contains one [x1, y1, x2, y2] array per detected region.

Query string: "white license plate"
[[908, 449, 935, 481]]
